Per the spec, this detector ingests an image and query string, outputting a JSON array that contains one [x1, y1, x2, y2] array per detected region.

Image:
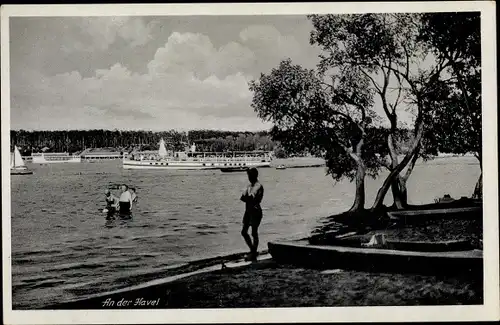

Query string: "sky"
[[9, 16, 323, 131], [9, 15, 418, 132]]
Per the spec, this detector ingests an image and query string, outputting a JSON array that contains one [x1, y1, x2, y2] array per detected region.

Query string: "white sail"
[[158, 138, 167, 158], [10, 153, 14, 168], [13, 146, 26, 168]]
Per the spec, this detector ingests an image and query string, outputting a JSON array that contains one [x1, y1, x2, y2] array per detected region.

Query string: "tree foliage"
[[250, 57, 385, 211], [252, 13, 481, 213], [309, 13, 438, 209], [419, 12, 481, 162], [10, 129, 276, 155]]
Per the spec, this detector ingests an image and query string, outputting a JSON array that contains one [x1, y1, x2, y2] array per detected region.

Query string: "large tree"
[[250, 59, 383, 212], [419, 12, 482, 198], [308, 13, 458, 210]]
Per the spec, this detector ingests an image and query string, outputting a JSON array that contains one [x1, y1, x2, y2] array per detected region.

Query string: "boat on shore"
[[32, 152, 81, 164], [276, 165, 286, 170], [11, 146, 33, 175], [268, 240, 482, 276], [387, 206, 482, 224], [123, 139, 272, 170], [220, 167, 250, 173]]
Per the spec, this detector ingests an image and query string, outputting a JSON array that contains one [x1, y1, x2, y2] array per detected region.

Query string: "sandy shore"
[[49, 258, 482, 309]]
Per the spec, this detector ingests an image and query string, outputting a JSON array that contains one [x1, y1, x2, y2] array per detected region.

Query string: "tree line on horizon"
[[11, 127, 417, 159], [9, 129, 275, 155]]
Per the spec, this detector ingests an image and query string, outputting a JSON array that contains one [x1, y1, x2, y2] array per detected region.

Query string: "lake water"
[[10, 157, 480, 309]]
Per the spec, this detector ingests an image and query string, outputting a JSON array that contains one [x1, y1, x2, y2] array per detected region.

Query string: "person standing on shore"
[[119, 184, 133, 215], [240, 168, 264, 261]]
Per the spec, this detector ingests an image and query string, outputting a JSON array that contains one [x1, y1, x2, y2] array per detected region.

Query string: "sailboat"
[[158, 138, 168, 158], [11, 146, 33, 175]]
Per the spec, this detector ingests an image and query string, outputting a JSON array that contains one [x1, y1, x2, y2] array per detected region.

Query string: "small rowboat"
[[220, 167, 249, 173], [387, 206, 481, 218], [268, 240, 482, 276], [387, 206, 482, 224], [11, 169, 33, 175]]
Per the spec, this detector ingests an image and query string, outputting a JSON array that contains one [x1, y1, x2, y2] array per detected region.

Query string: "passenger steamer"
[[32, 152, 82, 164], [122, 139, 272, 170]]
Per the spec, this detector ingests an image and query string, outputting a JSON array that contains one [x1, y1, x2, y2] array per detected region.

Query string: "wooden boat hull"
[[10, 169, 33, 175], [387, 206, 482, 223], [220, 167, 249, 172], [268, 240, 482, 276], [311, 234, 476, 252]]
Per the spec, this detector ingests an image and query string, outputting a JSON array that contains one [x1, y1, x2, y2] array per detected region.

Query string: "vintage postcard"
[[1, 2, 498, 324]]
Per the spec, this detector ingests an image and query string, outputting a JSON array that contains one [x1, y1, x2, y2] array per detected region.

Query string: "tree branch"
[[358, 67, 382, 94], [391, 73, 404, 114], [320, 81, 367, 135], [379, 66, 395, 124]]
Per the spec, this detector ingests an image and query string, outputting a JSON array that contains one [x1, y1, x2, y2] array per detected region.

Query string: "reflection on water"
[[104, 215, 134, 228], [10, 157, 480, 309]]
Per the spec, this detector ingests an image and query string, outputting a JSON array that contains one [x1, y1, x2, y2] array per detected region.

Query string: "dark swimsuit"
[[105, 196, 117, 218], [242, 183, 264, 227], [119, 201, 131, 214], [243, 205, 263, 227], [105, 196, 115, 207]]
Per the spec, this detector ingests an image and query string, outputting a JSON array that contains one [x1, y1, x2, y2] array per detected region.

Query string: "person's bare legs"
[[241, 223, 253, 254], [251, 225, 259, 257]]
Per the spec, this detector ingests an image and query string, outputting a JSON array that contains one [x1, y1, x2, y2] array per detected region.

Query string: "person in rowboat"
[[119, 184, 133, 215], [240, 167, 264, 262]]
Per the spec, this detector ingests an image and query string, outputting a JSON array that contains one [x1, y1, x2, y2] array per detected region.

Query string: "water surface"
[[10, 157, 480, 308]]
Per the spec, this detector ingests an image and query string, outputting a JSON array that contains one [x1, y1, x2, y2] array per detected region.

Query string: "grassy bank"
[[312, 218, 482, 248], [51, 260, 482, 309], [314, 199, 481, 233]]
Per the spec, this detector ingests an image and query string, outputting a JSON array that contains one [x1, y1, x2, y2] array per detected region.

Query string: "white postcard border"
[[1, 2, 498, 324]]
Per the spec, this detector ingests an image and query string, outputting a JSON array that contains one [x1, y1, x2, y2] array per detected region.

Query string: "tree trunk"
[[471, 152, 482, 199], [349, 162, 366, 212], [398, 175, 409, 206], [391, 179, 406, 209], [473, 172, 482, 200], [343, 133, 366, 213], [371, 120, 425, 212], [386, 133, 407, 209], [393, 146, 420, 209]]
